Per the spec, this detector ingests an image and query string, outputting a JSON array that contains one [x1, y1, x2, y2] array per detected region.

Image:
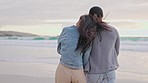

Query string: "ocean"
[[0, 37, 148, 52], [0, 37, 148, 80], [0, 37, 148, 64]]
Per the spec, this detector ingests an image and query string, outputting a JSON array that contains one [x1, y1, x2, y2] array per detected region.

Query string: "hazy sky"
[[0, 0, 148, 36], [0, 0, 148, 24]]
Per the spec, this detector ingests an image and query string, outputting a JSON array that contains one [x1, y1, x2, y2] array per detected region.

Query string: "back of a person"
[[56, 15, 97, 83], [58, 26, 84, 69], [89, 24, 119, 73], [85, 6, 120, 83], [56, 26, 86, 83]]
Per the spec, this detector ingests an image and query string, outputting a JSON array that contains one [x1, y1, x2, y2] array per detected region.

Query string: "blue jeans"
[[86, 70, 116, 83]]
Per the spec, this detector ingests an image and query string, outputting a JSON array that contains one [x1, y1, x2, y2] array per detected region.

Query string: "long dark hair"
[[89, 6, 106, 41], [75, 15, 97, 53]]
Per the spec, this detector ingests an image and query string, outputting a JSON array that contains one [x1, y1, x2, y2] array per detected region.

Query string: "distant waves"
[[0, 40, 57, 48], [0, 37, 148, 52]]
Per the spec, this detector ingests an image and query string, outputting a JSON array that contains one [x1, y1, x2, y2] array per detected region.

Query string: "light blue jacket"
[[57, 25, 91, 69]]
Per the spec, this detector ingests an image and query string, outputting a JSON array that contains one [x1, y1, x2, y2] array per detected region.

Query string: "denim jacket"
[[57, 25, 91, 69]]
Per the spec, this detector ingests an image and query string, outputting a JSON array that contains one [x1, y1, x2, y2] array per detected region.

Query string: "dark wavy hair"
[[75, 15, 97, 53]]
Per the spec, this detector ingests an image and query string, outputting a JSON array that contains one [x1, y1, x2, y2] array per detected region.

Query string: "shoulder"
[[63, 25, 79, 34], [63, 25, 78, 31], [106, 24, 119, 33], [104, 24, 120, 39], [59, 26, 78, 42]]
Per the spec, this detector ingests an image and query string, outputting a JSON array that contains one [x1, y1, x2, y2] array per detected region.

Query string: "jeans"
[[86, 70, 116, 83]]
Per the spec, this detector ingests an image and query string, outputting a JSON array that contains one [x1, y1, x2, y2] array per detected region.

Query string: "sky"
[[0, 0, 148, 36]]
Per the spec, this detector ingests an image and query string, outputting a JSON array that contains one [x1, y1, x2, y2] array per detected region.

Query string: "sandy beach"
[[0, 40, 148, 83]]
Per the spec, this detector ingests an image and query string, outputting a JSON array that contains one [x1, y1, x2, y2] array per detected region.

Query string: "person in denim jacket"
[[55, 15, 97, 83]]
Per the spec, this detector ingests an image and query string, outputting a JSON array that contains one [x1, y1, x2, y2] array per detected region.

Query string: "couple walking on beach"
[[55, 6, 120, 83]]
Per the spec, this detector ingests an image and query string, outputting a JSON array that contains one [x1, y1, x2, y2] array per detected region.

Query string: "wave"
[[121, 37, 148, 41], [0, 40, 58, 48], [0, 40, 148, 52], [1, 37, 148, 41], [0, 36, 58, 40]]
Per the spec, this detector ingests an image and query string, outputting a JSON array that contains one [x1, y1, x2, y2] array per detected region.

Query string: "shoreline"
[[0, 40, 148, 83]]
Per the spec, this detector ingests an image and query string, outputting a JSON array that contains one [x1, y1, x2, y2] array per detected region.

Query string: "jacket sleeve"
[[115, 30, 120, 56], [57, 28, 68, 54], [57, 27, 76, 55]]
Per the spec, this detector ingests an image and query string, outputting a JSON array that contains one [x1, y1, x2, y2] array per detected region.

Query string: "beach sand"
[[117, 51, 148, 83], [0, 62, 55, 83], [0, 41, 148, 83]]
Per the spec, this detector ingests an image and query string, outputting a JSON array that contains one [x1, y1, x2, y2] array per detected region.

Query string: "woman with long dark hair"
[[84, 6, 120, 83], [55, 15, 97, 83]]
